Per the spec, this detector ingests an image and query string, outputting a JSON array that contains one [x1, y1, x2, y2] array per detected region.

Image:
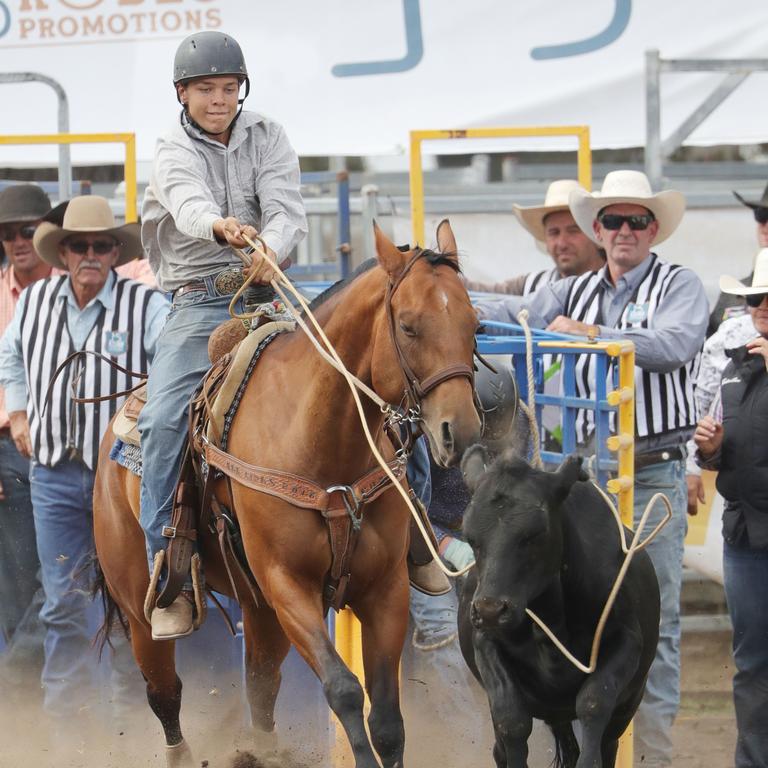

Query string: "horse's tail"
[[88, 552, 131, 656], [549, 721, 579, 768]]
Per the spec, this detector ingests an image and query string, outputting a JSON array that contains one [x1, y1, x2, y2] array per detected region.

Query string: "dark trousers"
[[723, 540, 768, 768], [0, 433, 44, 687]]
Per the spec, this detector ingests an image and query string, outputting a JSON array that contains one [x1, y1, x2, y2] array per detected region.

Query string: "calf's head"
[[461, 446, 587, 631]]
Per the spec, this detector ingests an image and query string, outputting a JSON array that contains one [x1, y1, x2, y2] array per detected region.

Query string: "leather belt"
[[174, 267, 245, 299], [635, 446, 684, 470]]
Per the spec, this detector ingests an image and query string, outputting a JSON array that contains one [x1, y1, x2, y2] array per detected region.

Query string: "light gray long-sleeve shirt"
[[474, 254, 709, 454], [474, 255, 709, 373], [142, 110, 308, 293]]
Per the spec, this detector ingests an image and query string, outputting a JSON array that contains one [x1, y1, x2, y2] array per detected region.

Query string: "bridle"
[[382, 249, 477, 449]]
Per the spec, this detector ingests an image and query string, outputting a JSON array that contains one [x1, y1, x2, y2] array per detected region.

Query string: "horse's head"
[[461, 448, 588, 631], [372, 220, 481, 466]]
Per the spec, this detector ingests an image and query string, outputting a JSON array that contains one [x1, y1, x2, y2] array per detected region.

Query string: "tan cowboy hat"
[[33, 195, 141, 269], [513, 180, 585, 242], [569, 170, 686, 246], [720, 248, 768, 296]]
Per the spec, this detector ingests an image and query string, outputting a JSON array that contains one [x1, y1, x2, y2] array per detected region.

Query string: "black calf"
[[457, 448, 660, 768]]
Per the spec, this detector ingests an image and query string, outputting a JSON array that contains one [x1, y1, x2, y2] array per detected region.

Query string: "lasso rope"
[[231, 239, 671, 673], [515, 309, 543, 469], [230, 235, 468, 579], [513, 306, 672, 672]]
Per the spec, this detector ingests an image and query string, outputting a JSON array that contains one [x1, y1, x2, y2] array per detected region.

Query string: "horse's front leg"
[[473, 632, 532, 768], [268, 570, 381, 768], [354, 570, 410, 768], [240, 597, 291, 749]]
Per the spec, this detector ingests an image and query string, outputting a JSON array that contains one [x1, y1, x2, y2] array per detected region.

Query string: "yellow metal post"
[[409, 125, 592, 247], [609, 343, 636, 768], [0, 133, 138, 221], [333, 608, 367, 765], [409, 132, 425, 247]]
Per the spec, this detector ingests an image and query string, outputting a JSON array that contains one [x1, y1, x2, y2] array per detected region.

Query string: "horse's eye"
[[399, 321, 417, 337]]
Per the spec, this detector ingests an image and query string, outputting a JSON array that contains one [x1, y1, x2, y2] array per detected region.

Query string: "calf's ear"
[[554, 455, 588, 501], [461, 443, 490, 492]]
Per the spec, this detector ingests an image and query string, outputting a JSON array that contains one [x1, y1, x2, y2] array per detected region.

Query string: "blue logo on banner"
[[332, 0, 423, 77], [0, 2, 11, 39], [531, 0, 632, 60], [104, 330, 128, 356]]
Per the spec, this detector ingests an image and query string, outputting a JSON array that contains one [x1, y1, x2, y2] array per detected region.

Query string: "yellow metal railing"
[[0, 133, 138, 222], [409, 125, 592, 246]]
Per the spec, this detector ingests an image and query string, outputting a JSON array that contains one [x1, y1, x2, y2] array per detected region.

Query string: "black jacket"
[[716, 346, 768, 548]]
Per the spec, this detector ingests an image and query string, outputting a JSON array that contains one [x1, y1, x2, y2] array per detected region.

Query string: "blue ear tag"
[[626, 302, 649, 324], [104, 330, 128, 356]]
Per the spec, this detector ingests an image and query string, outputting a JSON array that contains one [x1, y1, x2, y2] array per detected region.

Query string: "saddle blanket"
[[110, 438, 143, 477]]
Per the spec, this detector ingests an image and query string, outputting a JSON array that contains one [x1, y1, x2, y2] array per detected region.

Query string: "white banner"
[[1, 0, 768, 164]]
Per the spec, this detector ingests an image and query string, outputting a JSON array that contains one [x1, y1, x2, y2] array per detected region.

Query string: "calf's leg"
[[473, 633, 532, 768]]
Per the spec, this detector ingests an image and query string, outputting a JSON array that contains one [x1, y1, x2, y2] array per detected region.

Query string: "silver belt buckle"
[[213, 268, 244, 296]]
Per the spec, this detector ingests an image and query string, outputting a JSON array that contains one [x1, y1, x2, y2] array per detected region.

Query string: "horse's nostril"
[[441, 421, 454, 452]]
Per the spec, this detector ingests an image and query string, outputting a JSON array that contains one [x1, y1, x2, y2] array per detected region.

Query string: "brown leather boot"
[[407, 496, 451, 596]]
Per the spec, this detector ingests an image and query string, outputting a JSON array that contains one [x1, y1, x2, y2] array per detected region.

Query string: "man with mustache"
[[0, 195, 168, 750]]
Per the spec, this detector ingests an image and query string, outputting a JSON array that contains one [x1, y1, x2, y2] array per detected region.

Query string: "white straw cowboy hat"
[[512, 180, 586, 242], [33, 195, 141, 270], [569, 170, 686, 246], [720, 248, 768, 296]]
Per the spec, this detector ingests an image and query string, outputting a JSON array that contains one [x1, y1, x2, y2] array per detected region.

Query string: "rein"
[[42, 349, 147, 415]]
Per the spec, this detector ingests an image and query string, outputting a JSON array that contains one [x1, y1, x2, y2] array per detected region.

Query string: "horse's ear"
[[553, 455, 588, 502], [374, 221, 406, 278], [461, 443, 490, 492], [436, 218, 458, 257]]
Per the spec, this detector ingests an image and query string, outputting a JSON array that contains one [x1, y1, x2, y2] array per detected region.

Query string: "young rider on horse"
[[138, 31, 307, 640]]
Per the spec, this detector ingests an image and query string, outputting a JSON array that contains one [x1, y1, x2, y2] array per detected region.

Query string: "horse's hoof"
[[165, 738, 195, 768]]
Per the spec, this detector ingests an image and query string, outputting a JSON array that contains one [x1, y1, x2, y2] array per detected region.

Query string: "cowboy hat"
[[569, 170, 686, 246], [732, 182, 768, 211], [513, 180, 586, 242], [33, 195, 141, 269], [0, 183, 51, 224], [720, 248, 768, 296]]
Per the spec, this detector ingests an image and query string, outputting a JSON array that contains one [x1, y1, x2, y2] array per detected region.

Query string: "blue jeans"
[[30, 457, 140, 720], [632, 458, 687, 767], [0, 434, 44, 683], [138, 290, 247, 571], [723, 541, 768, 768]]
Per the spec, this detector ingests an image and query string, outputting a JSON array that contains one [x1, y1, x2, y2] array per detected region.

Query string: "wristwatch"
[[587, 324, 599, 342]]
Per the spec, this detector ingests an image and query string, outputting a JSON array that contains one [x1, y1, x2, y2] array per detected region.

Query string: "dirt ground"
[[672, 628, 737, 768], [0, 627, 738, 768]]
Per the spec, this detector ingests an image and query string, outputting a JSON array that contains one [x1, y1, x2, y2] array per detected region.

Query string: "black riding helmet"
[[173, 31, 250, 129], [474, 360, 519, 443]]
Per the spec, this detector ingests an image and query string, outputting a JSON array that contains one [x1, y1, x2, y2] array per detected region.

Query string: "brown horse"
[[93, 220, 481, 768]]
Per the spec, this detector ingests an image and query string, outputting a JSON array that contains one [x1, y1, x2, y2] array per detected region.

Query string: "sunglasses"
[[746, 293, 768, 308], [63, 239, 117, 255], [0, 223, 38, 241], [753, 208, 768, 225], [598, 214, 656, 231]]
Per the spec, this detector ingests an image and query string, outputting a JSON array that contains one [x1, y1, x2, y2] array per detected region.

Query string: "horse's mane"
[[305, 247, 461, 313]]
